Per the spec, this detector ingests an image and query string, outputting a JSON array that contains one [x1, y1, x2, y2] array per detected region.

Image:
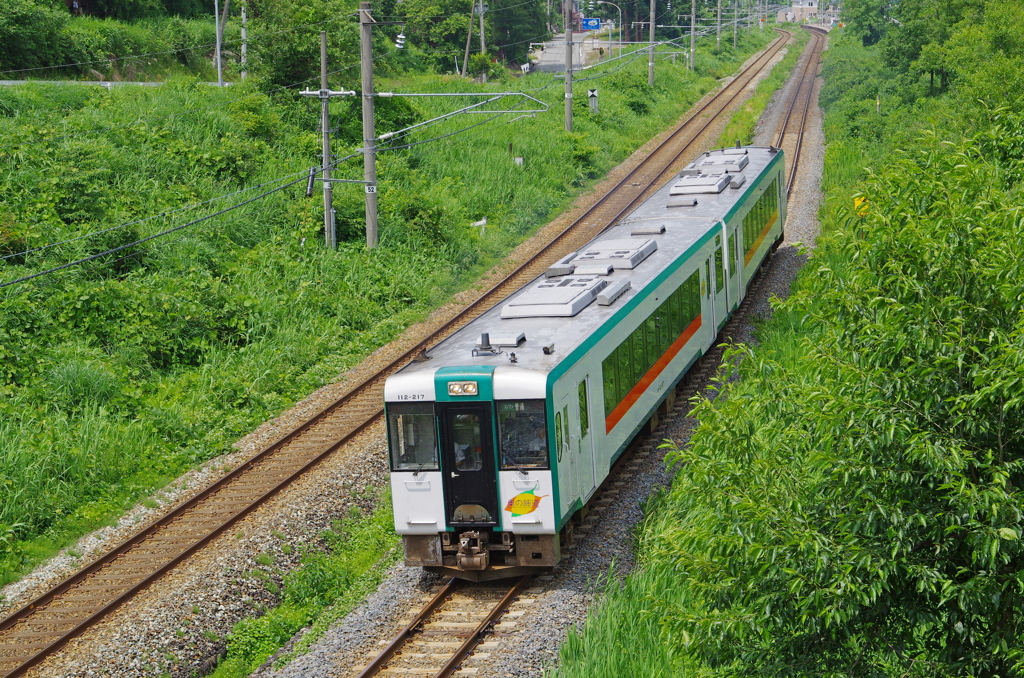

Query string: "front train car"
[[385, 365, 560, 581], [385, 145, 786, 581]]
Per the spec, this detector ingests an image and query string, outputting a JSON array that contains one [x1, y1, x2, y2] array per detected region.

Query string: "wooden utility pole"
[[463, 2, 475, 76], [479, 0, 487, 82]]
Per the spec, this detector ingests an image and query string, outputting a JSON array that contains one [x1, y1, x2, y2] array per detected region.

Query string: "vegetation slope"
[[554, 2, 1024, 676]]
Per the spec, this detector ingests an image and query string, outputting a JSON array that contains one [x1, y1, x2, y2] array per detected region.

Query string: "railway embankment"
[[554, 7, 1024, 676]]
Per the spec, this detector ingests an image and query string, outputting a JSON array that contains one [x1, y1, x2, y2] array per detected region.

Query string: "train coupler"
[[456, 530, 490, 570]]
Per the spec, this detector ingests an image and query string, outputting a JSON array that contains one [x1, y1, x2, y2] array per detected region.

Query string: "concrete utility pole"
[[360, 2, 379, 248], [320, 33, 335, 249], [479, 0, 487, 82], [300, 33, 355, 248], [717, 0, 721, 51], [690, 0, 696, 70], [213, 0, 223, 86], [733, 0, 738, 48], [240, 3, 247, 81], [564, 0, 572, 132], [648, 0, 655, 85]]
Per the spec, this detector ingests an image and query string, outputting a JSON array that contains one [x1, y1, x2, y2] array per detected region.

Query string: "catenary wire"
[[0, 168, 314, 262], [0, 152, 361, 290]]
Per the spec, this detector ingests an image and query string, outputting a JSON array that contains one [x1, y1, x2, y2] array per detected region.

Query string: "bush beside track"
[[553, 5, 1024, 676]]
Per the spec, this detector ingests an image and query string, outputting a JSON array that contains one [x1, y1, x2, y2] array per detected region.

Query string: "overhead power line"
[[0, 152, 361, 291]]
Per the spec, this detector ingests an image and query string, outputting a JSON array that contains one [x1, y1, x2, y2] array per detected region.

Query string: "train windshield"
[[387, 402, 438, 471], [496, 400, 549, 470]]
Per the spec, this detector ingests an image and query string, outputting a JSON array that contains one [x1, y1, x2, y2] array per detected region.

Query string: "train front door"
[[556, 393, 577, 508], [702, 257, 715, 353], [712, 234, 728, 332], [438, 403, 498, 527], [572, 376, 597, 501]]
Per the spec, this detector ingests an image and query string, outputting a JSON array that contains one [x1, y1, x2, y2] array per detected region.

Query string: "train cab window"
[[387, 402, 438, 471], [452, 413, 483, 471], [497, 400, 549, 470]]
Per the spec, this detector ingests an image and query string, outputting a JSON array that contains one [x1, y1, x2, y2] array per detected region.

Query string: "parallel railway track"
[[776, 26, 828, 198], [0, 30, 798, 678]]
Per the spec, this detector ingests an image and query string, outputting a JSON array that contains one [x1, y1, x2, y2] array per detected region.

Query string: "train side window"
[[578, 381, 590, 436], [497, 400, 549, 469], [602, 356, 617, 420], [387, 402, 438, 471]]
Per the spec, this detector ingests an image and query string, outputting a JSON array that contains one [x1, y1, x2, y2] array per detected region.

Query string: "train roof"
[[388, 146, 782, 392]]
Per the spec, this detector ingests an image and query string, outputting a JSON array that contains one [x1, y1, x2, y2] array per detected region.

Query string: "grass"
[[203, 492, 401, 678]]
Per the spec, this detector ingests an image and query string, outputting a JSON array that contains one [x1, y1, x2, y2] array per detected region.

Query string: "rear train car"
[[385, 145, 786, 580]]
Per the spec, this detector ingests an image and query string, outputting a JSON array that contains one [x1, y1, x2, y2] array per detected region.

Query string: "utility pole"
[[564, 0, 573, 132], [690, 0, 695, 70], [360, 2, 379, 248], [648, 0, 655, 85], [733, 0, 738, 48], [463, 1, 475, 76], [717, 0, 721, 51], [240, 3, 247, 81], [213, 0, 223, 86], [479, 0, 487, 82], [300, 33, 354, 248]]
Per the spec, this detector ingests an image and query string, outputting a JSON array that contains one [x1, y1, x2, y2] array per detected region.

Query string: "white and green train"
[[385, 145, 786, 580]]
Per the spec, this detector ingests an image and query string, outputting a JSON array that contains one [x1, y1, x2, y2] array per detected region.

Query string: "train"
[[384, 144, 786, 580]]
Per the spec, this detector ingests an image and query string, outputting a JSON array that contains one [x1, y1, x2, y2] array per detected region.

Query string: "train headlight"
[[448, 381, 478, 396]]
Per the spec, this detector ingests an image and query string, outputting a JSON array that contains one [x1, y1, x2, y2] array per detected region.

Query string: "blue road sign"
[[581, 17, 601, 30]]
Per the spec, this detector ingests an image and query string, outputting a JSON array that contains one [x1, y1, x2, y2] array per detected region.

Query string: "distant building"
[[778, 0, 818, 23]]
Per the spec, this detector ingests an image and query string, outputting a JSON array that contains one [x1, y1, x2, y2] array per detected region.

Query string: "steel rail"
[[773, 27, 821, 150], [786, 26, 828, 198], [354, 578, 462, 678], [0, 32, 794, 678], [433, 576, 531, 678]]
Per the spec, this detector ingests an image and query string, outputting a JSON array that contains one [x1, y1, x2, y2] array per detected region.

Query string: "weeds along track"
[[0, 31, 793, 678], [775, 26, 828, 198]]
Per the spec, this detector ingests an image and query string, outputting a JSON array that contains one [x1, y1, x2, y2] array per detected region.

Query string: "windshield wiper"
[[502, 452, 530, 476]]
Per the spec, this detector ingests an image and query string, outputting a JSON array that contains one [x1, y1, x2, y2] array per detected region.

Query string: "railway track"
[[775, 25, 828, 198], [0, 31, 796, 678], [352, 27, 834, 678]]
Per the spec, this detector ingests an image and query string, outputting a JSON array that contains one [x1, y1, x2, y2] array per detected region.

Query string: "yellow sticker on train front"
[[504, 490, 547, 517]]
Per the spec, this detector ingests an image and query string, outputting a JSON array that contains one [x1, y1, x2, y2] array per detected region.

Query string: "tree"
[[489, 0, 546, 65]]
